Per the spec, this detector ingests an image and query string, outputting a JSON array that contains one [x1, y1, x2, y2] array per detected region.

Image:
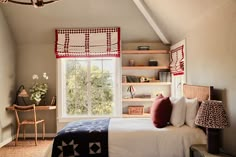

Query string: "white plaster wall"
[[184, 1, 236, 155], [0, 7, 16, 145], [16, 44, 57, 133]]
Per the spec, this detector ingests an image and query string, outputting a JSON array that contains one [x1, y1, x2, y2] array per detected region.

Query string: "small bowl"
[[137, 46, 150, 50]]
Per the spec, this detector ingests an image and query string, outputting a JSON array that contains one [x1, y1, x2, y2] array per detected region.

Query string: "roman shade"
[[169, 45, 184, 76], [55, 27, 120, 58]]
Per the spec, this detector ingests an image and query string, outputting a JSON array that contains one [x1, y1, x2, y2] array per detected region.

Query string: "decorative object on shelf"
[[129, 59, 135, 66], [14, 85, 29, 105], [195, 100, 230, 154], [140, 76, 145, 83], [127, 85, 136, 98], [148, 59, 158, 66], [126, 75, 140, 83], [50, 96, 56, 106], [128, 106, 144, 115], [137, 46, 150, 50], [154, 91, 164, 97], [29, 73, 49, 105], [122, 75, 127, 83], [159, 72, 171, 82], [140, 76, 154, 82], [0, 0, 61, 8]]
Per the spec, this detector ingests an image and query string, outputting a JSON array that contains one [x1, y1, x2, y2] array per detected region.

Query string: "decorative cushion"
[[151, 96, 172, 128], [170, 97, 186, 127], [185, 98, 199, 127]]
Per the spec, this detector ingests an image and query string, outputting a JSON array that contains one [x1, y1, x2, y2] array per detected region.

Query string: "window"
[[55, 27, 121, 122], [57, 57, 121, 121]]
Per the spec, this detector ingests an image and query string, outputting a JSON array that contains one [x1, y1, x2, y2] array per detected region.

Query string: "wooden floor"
[[0, 138, 53, 157]]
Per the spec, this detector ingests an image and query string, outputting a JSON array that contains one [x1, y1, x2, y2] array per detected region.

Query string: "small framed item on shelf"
[[50, 96, 56, 106], [122, 75, 127, 83], [128, 106, 144, 115]]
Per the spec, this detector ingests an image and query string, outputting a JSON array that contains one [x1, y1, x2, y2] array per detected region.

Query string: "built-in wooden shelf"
[[122, 82, 171, 86], [122, 50, 169, 54], [121, 48, 170, 118], [122, 113, 151, 118], [122, 66, 169, 70], [122, 98, 154, 102]]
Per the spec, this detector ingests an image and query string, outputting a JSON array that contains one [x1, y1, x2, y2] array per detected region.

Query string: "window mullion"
[[87, 59, 91, 116]]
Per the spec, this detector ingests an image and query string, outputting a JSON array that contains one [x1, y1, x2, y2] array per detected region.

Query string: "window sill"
[[57, 115, 122, 123]]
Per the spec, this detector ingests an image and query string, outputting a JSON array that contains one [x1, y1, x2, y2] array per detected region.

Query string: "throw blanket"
[[52, 118, 110, 157]]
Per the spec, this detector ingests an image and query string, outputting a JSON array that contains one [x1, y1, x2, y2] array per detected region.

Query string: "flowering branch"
[[29, 72, 49, 105]]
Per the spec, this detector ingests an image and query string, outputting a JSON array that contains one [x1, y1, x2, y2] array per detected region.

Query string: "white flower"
[[32, 74, 39, 80], [43, 72, 47, 78], [30, 73, 49, 105]]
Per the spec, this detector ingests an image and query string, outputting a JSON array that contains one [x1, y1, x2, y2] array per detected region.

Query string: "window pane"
[[103, 59, 115, 73], [91, 74, 113, 115], [65, 60, 88, 115], [62, 58, 117, 117], [90, 59, 114, 116], [91, 60, 102, 73]]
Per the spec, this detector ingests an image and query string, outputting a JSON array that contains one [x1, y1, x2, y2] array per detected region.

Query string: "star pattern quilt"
[[52, 118, 110, 157]]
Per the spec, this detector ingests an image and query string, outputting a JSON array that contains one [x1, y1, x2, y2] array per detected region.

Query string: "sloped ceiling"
[[0, 0, 160, 45], [144, 0, 227, 44], [0, 0, 229, 45]]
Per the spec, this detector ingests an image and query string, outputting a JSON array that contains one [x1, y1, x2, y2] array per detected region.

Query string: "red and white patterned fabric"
[[55, 27, 120, 58], [169, 45, 184, 76]]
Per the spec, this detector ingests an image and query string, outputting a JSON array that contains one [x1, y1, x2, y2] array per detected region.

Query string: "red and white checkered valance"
[[170, 45, 184, 76], [55, 27, 120, 58]]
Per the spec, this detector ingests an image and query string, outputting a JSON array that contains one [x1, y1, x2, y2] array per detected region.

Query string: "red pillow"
[[151, 96, 172, 128]]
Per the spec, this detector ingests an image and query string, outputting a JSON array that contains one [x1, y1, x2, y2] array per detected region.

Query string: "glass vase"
[[35, 100, 41, 105]]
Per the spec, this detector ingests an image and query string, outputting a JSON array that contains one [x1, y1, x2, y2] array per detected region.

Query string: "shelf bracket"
[[132, 0, 170, 44]]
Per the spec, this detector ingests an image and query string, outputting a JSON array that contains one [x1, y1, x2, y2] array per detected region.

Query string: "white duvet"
[[45, 118, 206, 157]]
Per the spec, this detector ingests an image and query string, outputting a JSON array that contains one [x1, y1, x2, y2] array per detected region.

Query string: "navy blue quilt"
[[52, 118, 110, 157]]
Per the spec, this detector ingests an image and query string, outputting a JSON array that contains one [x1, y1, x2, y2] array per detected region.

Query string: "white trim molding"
[[132, 0, 170, 44], [0, 136, 15, 148], [0, 133, 56, 148]]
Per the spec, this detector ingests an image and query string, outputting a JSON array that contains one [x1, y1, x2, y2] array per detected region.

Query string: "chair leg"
[[23, 125, 26, 140], [35, 124, 37, 146], [15, 125, 20, 146], [42, 121, 45, 140]]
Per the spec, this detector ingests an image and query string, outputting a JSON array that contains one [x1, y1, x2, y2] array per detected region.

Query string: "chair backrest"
[[13, 104, 37, 124]]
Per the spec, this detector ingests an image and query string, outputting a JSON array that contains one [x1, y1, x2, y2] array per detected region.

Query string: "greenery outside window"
[[57, 58, 121, 121]]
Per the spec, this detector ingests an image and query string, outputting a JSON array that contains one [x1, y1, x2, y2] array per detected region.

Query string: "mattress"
[[45, 118, 206, 157]]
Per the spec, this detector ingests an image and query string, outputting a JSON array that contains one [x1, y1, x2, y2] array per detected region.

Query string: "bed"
[[45, 84, 213, 157]]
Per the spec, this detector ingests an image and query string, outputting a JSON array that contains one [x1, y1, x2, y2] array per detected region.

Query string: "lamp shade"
[[195, 100, 230, 129], [14, 85, 29, 105], [18, 89, 29, 97]]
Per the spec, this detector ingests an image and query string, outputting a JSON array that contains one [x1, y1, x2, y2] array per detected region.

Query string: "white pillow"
[[170, 96, 186, 127], [185, 98, 199, 127]]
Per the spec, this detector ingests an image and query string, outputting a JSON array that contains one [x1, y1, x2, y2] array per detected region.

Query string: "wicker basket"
[[128, 106, 144, 115]]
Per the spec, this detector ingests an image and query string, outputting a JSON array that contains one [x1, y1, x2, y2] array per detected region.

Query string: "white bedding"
[[45, 118, 206, 157]]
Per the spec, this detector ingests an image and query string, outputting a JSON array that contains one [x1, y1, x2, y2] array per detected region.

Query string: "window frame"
[[57, 58, 122, 123]]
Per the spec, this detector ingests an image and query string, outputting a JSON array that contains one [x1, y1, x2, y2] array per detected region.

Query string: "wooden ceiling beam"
[[132, 0, 170, 44]]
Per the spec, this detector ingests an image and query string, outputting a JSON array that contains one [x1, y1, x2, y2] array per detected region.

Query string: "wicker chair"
[[13, 104, 45, 146]]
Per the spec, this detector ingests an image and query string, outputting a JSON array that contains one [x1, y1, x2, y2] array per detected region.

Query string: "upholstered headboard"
[[183, 84, 213, 102]]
